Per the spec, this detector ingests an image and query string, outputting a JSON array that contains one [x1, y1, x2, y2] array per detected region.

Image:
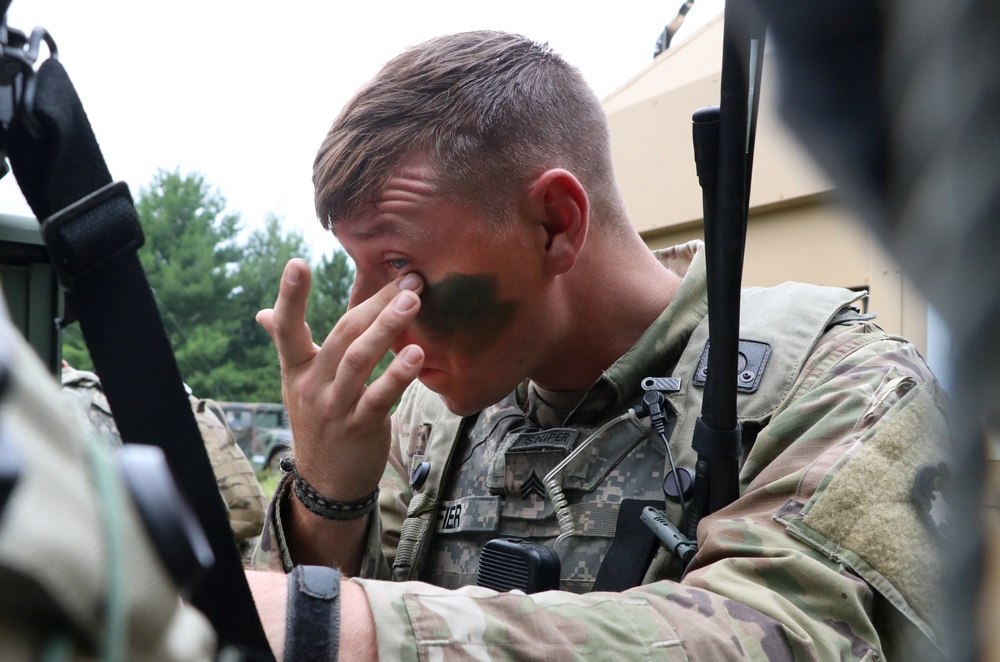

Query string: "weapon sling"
[[5, 57, 272, 657]]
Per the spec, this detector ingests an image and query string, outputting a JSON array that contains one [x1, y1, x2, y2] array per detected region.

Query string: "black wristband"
[[285, 565, 341, 662], [281, 456, 380, 521]]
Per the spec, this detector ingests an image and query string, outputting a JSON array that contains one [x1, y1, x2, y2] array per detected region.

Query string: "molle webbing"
[[391, 387, 465, 581], [391, 282, 868, 583], [665, 283, 866, 471]]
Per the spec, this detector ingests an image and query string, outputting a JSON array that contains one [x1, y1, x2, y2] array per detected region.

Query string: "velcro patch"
[[435, 496, 500, 534], [781, 383, 949, 644], [507, 428, 579, 453]]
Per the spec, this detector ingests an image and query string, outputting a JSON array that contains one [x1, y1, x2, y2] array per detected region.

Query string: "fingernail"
[[399, 346, 421, 366], [285, 261, 300, 284], [399, 273, 421, 291], [394, 291, 417, 312]]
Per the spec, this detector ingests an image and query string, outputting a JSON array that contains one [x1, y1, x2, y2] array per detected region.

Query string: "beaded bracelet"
[[280, 456, 379, 521]]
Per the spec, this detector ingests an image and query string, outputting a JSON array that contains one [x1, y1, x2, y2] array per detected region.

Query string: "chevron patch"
[[520, 470, 547, 500]]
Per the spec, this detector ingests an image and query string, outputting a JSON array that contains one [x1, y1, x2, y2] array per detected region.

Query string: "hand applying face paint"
[[256, 258, 424, 570]]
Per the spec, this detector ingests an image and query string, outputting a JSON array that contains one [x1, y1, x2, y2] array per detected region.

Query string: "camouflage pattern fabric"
[[61, 369, 268, 552], [258, 241, 950, 660], [194, 398, 269, 546], [60, 367, 120, 448], [0, 301, 216, 660]]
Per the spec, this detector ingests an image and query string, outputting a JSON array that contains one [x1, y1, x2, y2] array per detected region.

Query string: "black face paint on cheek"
[[416, 273, 519, 353]]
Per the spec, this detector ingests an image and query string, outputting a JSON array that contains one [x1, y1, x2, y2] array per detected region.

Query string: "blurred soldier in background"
[[61, 364, 268, 558]]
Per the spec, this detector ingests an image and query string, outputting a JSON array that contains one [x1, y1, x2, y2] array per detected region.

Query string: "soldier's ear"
[[527, 169, 589, 276]]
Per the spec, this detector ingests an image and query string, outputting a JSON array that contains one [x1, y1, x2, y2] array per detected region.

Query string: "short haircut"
[[314, 30, 625, 230]]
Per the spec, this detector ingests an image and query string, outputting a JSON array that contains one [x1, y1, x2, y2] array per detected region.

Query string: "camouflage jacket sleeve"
[[351, 322, 950, 661], [193, 398, 268, 546], [250, 416, 407, 577]]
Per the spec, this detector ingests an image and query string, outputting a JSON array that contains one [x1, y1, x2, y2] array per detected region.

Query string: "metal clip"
[[0, 12, 58, 142]]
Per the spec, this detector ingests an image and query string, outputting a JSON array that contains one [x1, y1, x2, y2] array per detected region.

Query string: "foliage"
[[61, 323, 93, 370], [257, 469, 282, 500], [124, 169, 238, 397], [61, 169, 368, 403], [225, 213, 311, 402]]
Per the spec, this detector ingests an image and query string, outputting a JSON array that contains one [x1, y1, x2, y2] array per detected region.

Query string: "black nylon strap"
[[41, 180, 143, 289], [591, 499, 663, 592], [286, 565, 342, 662], [6, 58, 271, 656], [8, 60, 111, 218]]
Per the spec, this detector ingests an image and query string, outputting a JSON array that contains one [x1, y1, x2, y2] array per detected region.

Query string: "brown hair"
[[313, 30, 625, 230]]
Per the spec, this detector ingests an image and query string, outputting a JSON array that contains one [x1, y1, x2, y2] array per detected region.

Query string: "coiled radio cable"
[[543, 411, 635, 549]]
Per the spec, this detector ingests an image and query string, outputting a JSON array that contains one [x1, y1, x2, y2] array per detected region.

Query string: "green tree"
[[61, 323, 92, 371], [134, 169, 242, 397], [60, 168, 241, 384], [59, 169, 380, 404], [224, 213, 311, 402]]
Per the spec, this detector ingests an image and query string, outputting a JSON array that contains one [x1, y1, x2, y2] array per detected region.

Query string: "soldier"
[[61, 364, 268, 558], [247, 31, 950, 661]]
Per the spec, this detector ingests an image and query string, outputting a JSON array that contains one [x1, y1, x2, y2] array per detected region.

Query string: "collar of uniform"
[[523, 382, 588, 428], [563, 241, 709, 425]]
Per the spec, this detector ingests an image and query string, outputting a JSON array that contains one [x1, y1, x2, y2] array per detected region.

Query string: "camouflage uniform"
[[0, 299, 216, 660], [259, 241, 950, 660], [61, 368, 268, 554]]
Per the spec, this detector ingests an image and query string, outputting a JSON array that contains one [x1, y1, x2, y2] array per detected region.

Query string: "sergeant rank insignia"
[[520, 470, 547, 500]]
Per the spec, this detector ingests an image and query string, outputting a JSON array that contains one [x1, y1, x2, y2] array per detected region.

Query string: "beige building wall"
[[604, 13, 929, 355]]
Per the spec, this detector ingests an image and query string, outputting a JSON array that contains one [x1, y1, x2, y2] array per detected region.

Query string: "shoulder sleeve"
[[351, 322, 949, 661], [193, 398, 268, 543]]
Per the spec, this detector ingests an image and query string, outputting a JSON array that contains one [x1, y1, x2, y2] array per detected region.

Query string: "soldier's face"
[[336, 154, 557, 415]]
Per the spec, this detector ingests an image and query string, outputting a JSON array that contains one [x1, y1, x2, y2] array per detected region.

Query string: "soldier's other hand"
[[256, 258, 424, 501]]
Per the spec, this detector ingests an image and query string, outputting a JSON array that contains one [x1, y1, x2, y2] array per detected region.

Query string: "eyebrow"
[[357, 220, 404, 240], [330, 208, 430, 241], [333, 216, 425, 242]]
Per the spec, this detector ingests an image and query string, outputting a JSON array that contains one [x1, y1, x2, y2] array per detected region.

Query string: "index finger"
[[315, 272, 424, 372], [260, 258, 317, 369]]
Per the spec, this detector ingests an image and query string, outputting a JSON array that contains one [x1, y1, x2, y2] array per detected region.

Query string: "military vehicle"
[[216, 401, 292, 473]]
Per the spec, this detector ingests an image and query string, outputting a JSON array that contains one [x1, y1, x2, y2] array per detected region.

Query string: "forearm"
[[273, 476, 882, 661], [350, 555, 877, 660], [246, 570, 377, 662], [252, 470, 393, 579], [283, 492, 370, 574]]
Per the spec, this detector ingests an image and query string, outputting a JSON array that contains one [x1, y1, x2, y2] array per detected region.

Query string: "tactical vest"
[[389, 282, 868, 586]]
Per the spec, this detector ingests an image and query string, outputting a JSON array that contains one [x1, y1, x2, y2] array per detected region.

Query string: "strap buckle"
[[41, 180, 145, 290], [0, 18, 58, 141]]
